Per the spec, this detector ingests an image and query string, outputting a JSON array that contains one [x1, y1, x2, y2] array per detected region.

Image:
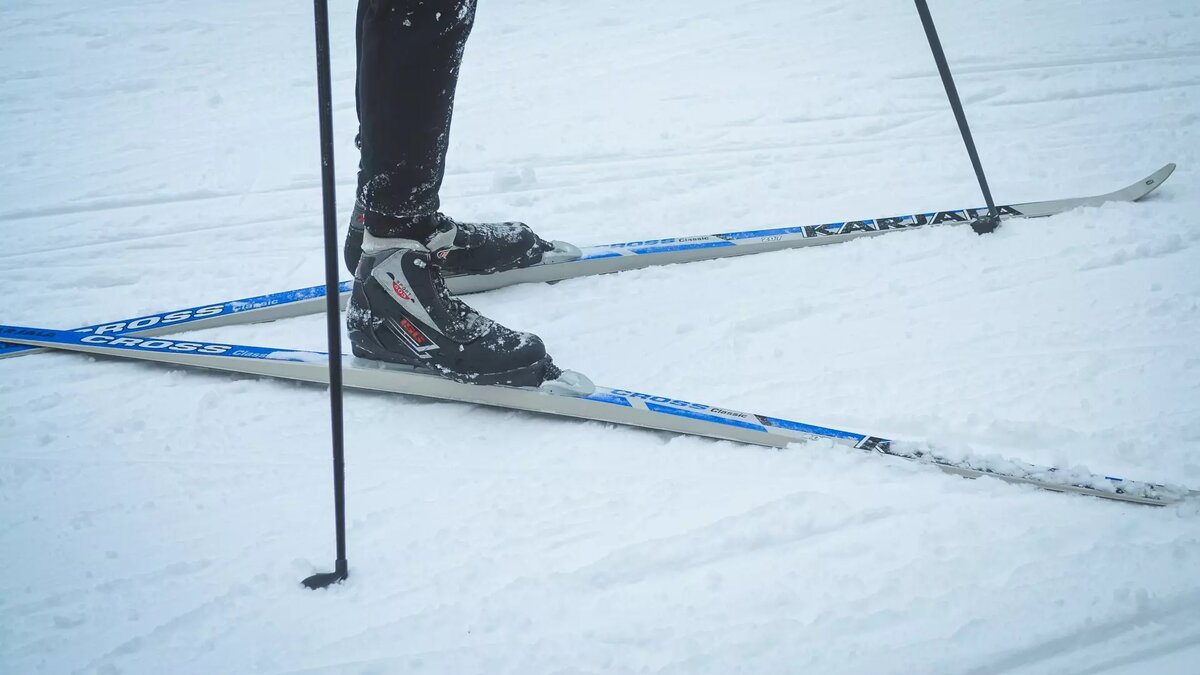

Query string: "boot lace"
[[429, 262, 492, 339]]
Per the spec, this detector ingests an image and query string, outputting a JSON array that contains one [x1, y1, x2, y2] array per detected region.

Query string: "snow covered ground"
[[3, 0, 1200, 672]]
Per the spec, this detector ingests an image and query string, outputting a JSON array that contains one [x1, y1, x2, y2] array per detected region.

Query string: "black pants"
[[355, 0, 476, 238]]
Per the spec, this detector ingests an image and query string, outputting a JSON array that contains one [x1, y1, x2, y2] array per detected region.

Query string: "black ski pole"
[[302, 0, 349, 590], [913, 0, 1000, 234]]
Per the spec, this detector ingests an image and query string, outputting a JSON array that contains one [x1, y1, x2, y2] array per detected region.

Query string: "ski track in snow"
[[2, 0, 1200, 673]]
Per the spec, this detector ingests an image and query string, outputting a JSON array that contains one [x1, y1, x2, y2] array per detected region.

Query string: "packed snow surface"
[[3, 0, 1200, 673]]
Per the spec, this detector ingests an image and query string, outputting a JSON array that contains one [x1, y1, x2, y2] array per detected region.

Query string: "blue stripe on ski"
[[627, 241, 735, 255], [585, 389, 763, 429], [757, 415, 867, 442], [0, 325, 319, 362], [0, 281, 347, 358]]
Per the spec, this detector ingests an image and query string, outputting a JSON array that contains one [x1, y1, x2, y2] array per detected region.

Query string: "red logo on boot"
[[398, 318, 427, 345], [391, 280, 413, 301]]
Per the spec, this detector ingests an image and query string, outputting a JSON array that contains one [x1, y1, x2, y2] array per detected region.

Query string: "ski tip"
[[1133, 163, 1177, 201], [540, 369, 595, 397]]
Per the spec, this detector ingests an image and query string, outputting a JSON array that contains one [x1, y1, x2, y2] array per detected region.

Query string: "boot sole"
[[349, 328, 555, 389]]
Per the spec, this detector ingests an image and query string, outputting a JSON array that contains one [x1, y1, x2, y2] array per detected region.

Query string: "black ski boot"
[[348, 237, 586, 391], [344, 203, 580, 276]]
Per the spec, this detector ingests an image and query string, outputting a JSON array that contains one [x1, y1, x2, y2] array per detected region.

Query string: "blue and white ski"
[[1, 323, 1193, 507], [0, 164, 1175, 361]]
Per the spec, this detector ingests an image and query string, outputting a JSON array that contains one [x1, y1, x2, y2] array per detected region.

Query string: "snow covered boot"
[[347, 235, 582, 390], [344, 203, 581, 276]]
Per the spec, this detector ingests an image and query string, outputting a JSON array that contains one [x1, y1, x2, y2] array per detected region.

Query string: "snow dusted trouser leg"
[[346, 0, 574, 277], [355, 0, 476, 239]]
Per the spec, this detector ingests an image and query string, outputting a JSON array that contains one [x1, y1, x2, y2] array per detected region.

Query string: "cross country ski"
[[0, 163, 1175, 362], [3, 324, 1195, 508]]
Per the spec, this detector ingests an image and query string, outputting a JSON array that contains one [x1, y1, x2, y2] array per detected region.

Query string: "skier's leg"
[[346, 0, 577, 275], [347, 1, 570, 386], [353, 0, 367, 154], [356, 0, 474, 233]]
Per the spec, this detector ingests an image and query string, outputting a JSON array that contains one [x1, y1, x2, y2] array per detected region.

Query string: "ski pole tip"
[[971, 212, 1001, 235], [301, 558, 348, 590]]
